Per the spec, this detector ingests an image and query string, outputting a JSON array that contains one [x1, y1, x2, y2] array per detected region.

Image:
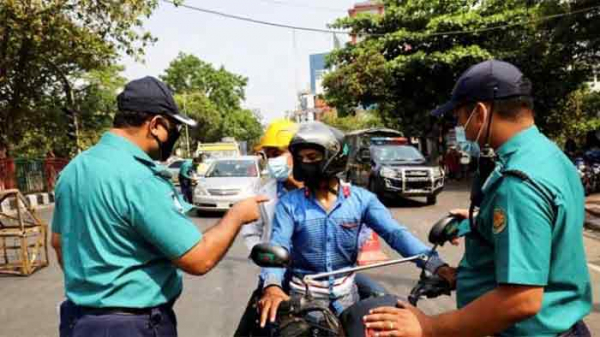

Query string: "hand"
[[229, 195, 269, 224], [258, 286, 290, 328], [449, 208, 469, 219], [363, 300, 433, 337], [435, 265, 457, 290]]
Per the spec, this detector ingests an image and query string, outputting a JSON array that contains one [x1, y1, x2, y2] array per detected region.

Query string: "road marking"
[[588, 263, 600, 274]]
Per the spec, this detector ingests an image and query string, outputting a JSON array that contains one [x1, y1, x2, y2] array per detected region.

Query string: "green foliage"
[[324, 0, 600, 138], [163, 53, 262, 148], [550, 89, 600, 147], [10, 65, 127, 158], [321, 112, 384, 132], [0, 0, 163, 156], [161, 53, 247, 111]]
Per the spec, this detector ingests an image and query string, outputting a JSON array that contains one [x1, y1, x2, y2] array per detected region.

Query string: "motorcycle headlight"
[[380, 167, 397, 179]]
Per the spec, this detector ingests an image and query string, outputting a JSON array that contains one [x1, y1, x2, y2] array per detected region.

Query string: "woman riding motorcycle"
[[258, 121, 454, 329]]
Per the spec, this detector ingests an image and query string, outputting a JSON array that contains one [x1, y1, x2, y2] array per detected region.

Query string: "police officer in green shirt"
[[179, 158, 196, 203], [51, 76, 265, 337], [363, 60, 592, 336]]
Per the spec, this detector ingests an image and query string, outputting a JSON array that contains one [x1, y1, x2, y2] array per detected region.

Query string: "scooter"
[[249, 215, 462, 337]]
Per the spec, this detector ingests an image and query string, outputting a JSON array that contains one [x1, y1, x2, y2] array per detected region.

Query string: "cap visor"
[[431, 101, 457, 117], [171, 113, 198, 127]]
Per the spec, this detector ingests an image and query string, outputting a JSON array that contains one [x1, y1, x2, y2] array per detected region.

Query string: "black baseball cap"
[[431, 60, 532, 117], [117, 76, 197, 127]]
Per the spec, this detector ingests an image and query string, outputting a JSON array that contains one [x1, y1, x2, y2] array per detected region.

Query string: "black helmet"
[[289, 122, 349, 179]]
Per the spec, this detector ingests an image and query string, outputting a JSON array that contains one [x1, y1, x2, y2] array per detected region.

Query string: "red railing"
[[0, 158, 69, 193], [0, 158, 17, 191]]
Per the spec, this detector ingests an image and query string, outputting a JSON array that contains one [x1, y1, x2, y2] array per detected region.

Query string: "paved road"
[[1, 181, 599, 336]]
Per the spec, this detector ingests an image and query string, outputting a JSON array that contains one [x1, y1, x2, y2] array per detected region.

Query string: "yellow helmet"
[[259, 119, 299, 150]]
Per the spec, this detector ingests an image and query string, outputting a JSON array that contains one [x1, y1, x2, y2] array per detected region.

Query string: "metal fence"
[[0, 158, 69, 194]]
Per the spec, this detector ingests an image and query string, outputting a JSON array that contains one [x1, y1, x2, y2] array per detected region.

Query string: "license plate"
[[217, 203, 229, 209]]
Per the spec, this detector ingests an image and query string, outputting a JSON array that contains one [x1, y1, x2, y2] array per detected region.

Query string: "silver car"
[[193, 156, 267, 212]]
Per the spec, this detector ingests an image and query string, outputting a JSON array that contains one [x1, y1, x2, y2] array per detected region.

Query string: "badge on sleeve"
[[493, 207, 507, 234]]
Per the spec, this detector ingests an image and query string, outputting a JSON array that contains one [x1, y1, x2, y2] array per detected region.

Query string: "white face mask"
[[267, 154, 291, 182]]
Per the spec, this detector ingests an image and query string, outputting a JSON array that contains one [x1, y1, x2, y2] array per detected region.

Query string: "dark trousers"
[[59, 300, 177, 337], [560, 321, 591, 337], [233, 273, 386, 337], [179, 176, 193, 203]]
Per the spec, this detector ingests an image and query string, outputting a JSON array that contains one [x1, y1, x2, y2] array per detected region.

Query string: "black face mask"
[[293, 161, 325, 189], [152, 123, 181, 162]]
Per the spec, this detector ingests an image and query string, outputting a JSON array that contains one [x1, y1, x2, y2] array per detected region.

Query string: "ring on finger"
[[389, 322, 394, 330]]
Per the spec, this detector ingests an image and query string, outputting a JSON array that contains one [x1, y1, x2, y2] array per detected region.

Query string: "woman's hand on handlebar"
[[258, 285, 290, 328]]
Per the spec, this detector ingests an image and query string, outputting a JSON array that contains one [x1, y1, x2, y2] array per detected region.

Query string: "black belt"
[[79, 301, 174, 316]]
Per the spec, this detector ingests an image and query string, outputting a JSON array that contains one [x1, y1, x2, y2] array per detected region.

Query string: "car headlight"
[[194, 186, 209, 196], [432, 167, 444, 178], [380, 167, 396, 179], [241, 185, 258, 196]]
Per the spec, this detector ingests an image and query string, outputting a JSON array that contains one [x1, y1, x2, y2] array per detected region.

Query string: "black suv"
[[347, 142, 445, 205]]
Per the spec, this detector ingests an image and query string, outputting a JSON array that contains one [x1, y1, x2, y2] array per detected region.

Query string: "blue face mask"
[[267, 154, 291, 182], [455, 107, 484, 162]]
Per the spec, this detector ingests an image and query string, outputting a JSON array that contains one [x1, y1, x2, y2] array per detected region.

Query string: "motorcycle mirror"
[[428, 215, 462, 246], [250, 243, 291, 268]]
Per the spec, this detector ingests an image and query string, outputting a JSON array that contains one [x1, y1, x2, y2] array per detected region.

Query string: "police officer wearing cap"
[[51, 76, 265, 337], [363, 60, 592, 337]]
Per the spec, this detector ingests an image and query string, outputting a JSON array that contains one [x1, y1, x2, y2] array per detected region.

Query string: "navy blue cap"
[[117, 76, 197, 127], [431, 60, 532, 117]]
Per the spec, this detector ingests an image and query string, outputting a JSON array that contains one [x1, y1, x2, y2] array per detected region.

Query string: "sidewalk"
[[0, 191, 55, 213]]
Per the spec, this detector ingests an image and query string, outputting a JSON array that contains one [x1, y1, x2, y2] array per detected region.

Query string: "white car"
[[193, 156, 267, 212], [165, 159, 187, 185]]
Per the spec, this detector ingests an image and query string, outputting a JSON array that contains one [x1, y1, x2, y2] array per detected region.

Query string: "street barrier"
[[0, 189, 50, 276]]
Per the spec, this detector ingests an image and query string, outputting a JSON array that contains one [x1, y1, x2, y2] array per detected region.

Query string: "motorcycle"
[[249, 215, 461, 337], [574, 157, 594, 195]]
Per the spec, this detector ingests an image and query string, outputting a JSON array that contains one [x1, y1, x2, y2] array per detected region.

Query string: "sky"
[[121, 0, 360, 123]]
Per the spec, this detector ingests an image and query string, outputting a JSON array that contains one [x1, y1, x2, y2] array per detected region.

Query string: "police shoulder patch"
[[492, 208, 507, 234]]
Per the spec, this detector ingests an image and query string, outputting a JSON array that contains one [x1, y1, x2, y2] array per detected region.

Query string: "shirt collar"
[[496, 125, 539, 162], [101, 132, 157, 168]]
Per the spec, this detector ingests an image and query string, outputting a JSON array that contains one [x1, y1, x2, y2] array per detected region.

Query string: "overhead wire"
[[161, 0, 600, 38]]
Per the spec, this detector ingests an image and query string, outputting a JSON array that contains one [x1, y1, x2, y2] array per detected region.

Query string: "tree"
[[324, 0, 600, 138], [9, 65, 127, 157], [161, 53, 248, 112], [162, 53, 262, 148], [0, 0, 166, 154], [321, 111, 384, 132]]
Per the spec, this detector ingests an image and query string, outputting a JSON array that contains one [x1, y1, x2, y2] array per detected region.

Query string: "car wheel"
[[426, 195, 437, 205]]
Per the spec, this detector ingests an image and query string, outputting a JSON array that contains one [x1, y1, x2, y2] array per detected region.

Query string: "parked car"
[[193, 156, 267, 212], [165, 158, 187, 185], [347, 138, 444, 205]]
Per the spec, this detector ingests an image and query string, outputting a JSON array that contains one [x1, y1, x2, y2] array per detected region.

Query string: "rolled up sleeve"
[[493, 178, 553, 286], [363, 192, 445, 272], [261, 201, 294, 288]]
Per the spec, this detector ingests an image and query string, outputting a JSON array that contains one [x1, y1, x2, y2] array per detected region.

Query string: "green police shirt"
[[51, 132, 202, 308], [456, 126, 592, 336], [179, 159, 194, 179]]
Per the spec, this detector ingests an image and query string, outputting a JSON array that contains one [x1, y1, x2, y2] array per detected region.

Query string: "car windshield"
[[372, 145, 425, 162], [205, 160, 258, 178], [203, 150, 238, 159]]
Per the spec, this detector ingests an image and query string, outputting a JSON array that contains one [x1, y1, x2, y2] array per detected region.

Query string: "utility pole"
[[183, 94, 191, 158]]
